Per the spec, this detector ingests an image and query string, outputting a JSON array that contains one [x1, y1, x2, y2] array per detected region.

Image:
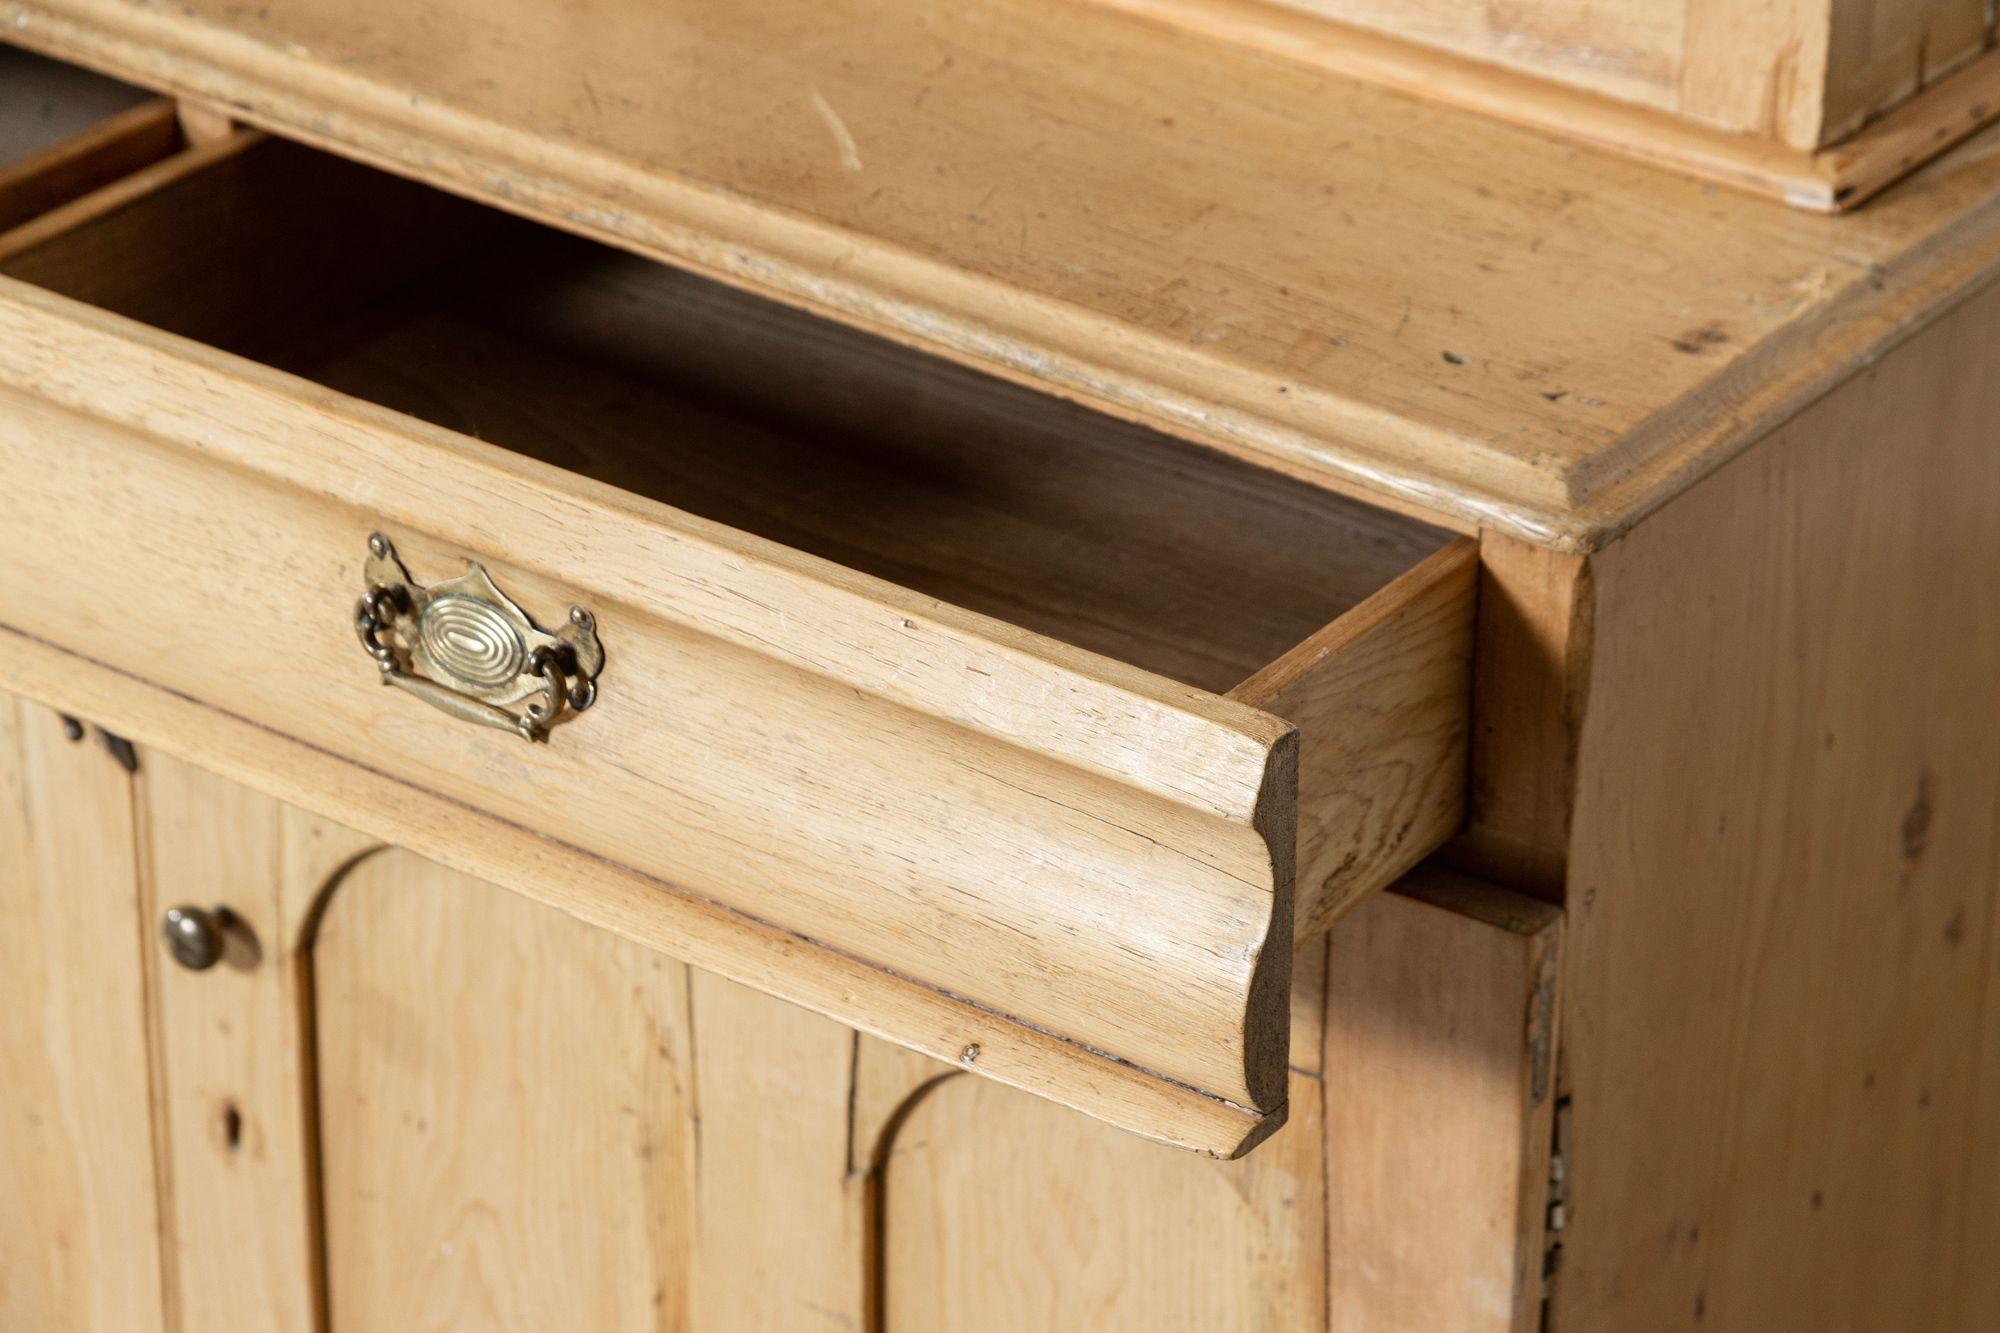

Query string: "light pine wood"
[[0, 286, 1303, 1144], [0, 623, 1290, 1158], [313, 840, 989, 1330], [314, 848, 699, 1329], [253, 220, 1445, 696], [14, 3, 2000, 544], [1159, 0, 1990, 148], [1555, 250, 2000, 1329], [1823, 0, 1993, 141], [135, 755, 334, 1333], [1100, 0, 2000, 211], [1231, 537, 1476, 937], [684, 970, 857, 1330], [879, 1069, 1327, 1330], [0, 700, 1578, 1331], [1323, 869, 1563, 1333], [121, 749, 952, 1331], [1256, 0, 1683, 119], [0, 698, 165, 1332], [0, 134, 1481, 1145], [172, 97, 232, 145]]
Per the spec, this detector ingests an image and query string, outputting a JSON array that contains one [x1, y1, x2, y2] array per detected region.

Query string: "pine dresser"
[[2, 2, 1998, 1328]]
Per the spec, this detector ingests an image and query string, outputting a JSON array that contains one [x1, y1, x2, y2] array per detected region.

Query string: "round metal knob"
[[161, 905, 225, 972]]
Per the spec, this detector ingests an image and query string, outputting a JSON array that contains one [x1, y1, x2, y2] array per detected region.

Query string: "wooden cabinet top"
[[11, 0, 2000, 549]]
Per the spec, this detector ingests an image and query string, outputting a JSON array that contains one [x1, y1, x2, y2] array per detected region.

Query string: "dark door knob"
[[161, 905, 226, 971]]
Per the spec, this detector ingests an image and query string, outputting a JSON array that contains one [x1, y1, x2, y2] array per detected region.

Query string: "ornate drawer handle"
[[353, 533, 604, 742]]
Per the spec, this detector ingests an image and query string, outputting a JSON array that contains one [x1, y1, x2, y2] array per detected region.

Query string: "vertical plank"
[[0, 698, 165, 1331], [313, 849, 698, 1329], [138, 753, 320, 1332], [1681, 0, 1832, 146], [1323, 869, 1563, 1333], [1824, 0, 1994, 141], [1446, 533, 1593, 901], [685, 971, 868, 1332], [1557, 266, 2000, 1330], [1961, 903, 2000, 1319], [878, 1071, 1326, 1330]]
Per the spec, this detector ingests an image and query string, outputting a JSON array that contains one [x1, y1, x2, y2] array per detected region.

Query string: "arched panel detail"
[[283, 834, 391, 956], [308, 848, 699, 1329], [876, 1069, 1327, 1331]]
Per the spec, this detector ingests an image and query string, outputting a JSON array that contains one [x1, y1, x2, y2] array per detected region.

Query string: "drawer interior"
[[0, 46, 155, 168], [0, 131, 1450, 695], [0, 47, 179, 236]]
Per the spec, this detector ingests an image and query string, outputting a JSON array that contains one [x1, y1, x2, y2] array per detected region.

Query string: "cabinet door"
[[136, 754, 895, 1331], [0, 697, 165, 1331], [130, 748, 1559, 1331]]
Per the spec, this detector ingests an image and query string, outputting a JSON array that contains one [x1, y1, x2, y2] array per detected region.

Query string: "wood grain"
[[1822, 0, 1993, 142], [0, 134, 1473, 1139], [253, 220, 1446, 696], [1556, 253, 2000, 1330], [878, 1069, 1327, 1330], [136, 755, 325, 1333], [314, 847, 698, 1330], [1443, 533, 1593, 900], [1101, 0, 2000, 212], [0, 616, 1293, 1156], [1142, 0, 1990, 149], [688, 973, 869, 1330], [12, 0, 2000, 544], [0, 275, 1315, 1139], [1256, 0, 1686, 118], [1323, 869, 1563, 1333], [0, 697, 165, 1332], [1231, 537, 1476, 938]]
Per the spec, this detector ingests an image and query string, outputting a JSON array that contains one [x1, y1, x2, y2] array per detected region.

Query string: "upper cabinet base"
[[1096, 0, 2000, 211]]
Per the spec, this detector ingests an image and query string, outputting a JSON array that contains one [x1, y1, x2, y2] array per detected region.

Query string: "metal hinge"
[[1539, 1095, 1572, 1327], [58, 714, 139, 773]]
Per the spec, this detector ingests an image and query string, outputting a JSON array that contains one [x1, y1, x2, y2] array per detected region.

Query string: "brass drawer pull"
[[353, 533, 603, 742]]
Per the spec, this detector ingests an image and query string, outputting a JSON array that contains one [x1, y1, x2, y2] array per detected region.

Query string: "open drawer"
[[0, 119, 1474, 1155]]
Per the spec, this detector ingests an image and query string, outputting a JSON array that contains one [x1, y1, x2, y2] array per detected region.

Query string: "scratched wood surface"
[[10, 0, 2000, 546], [1557, 241, 2000, 1330], [0, 124, 1488, 1145]]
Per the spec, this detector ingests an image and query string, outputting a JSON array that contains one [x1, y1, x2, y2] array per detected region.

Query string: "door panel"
[[312, 847, 699, 1330], [878, 1071, 1328, 1331], [0, 697, 164, 1331], [138, 753, 329, 1332]]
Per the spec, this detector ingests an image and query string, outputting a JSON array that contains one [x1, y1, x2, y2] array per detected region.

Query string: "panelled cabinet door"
[[101, 739, 1560, 1331], [134, 756, 914, 1331], [121, 756, 1339, 1331], [312, 848, 699, 1326]]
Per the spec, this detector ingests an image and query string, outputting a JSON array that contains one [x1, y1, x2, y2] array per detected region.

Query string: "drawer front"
[[0, 281, 1305, 1153]]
